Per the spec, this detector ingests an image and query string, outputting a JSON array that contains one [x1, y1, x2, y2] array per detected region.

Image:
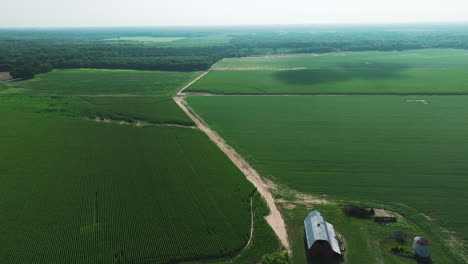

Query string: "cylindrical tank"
[[413, 236, 431, 258]]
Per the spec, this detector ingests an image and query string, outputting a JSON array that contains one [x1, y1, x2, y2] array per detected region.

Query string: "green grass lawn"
[[0, 96, 279, 263], [188, 95, 468, 253], [212, 49, 468, 69], [187, 68, 468, 94], [282, 203, 458, 264], [7, 69, 199, 95]]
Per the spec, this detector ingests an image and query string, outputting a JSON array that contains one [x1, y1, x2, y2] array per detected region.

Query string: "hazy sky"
[[2, 0, 468, 27]]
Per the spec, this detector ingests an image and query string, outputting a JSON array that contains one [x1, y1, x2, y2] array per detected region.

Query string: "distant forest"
[[1, 24, 468, 79]]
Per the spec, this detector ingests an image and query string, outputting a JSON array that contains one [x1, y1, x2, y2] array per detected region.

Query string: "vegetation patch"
[[188, 95, 468, 249], [212, 49, 468, 70], [104, 36, 186, 42], [0, 95, 195, 126], [10, 69, 200, 96], [0, 98, 265, 263], [188, 68, 468, 94]]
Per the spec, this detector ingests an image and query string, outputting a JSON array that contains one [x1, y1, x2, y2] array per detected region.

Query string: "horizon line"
[[1, 21, 468, 30]]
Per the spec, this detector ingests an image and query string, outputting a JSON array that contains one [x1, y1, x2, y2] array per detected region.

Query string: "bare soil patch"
[[0, 72, 12, 81], [405, 99, 428, 104], [398, 54, 420, 57]]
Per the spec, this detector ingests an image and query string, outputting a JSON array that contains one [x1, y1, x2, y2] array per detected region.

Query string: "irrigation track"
[[174, 96, 291, 254]]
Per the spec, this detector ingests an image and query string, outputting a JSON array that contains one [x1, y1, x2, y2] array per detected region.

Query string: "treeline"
[[0, 39, 273, 78], [1, 25, 468, 79]]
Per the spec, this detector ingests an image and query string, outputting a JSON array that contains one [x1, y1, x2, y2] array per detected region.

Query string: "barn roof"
[[304, 211, 341, 255]]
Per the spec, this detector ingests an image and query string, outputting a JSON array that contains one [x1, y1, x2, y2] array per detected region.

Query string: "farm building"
[[304, 210, 341, 257], [374, 209, 396, 223], [413, 237, 431, 258]]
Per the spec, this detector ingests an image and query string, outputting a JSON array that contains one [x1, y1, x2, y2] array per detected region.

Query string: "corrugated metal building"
[[304, 210, 341, 257]]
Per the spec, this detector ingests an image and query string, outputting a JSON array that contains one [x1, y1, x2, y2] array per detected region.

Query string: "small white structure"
[[304, 210, 341, 257], [413, 236, 431, 258]]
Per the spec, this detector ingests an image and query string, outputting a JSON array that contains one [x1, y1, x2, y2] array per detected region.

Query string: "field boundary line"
[[210, 67, 453, 71], [174, 96, 291, 254], [83, 116, 198, 129], [176, 71, 209, 95], [181, 91, 468, 96]]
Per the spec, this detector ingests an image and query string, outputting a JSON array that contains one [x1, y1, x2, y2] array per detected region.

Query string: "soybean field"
[[188, 49, 468, 95], [188, 95, 468, 242]]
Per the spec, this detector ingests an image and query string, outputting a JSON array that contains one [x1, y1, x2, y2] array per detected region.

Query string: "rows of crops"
[[187, 68, 468, 94], [0, 91, 281, 263], [0, 95, 195, 126], [212, 49, 468, 69], [188, 49, 468, 95], [184, 192, 281, 264], [3, 69, 199, 95], [188, 96, 468, 243]]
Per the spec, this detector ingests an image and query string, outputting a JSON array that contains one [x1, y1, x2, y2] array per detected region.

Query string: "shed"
[[374, 209, 396, 223], [413, 237, 431, 258], [304, 210, 341, 257]]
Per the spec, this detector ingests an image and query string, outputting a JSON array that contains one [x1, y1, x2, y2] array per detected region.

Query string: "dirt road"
[[177, 71, 209, 94], [174, 96, 291, 253]]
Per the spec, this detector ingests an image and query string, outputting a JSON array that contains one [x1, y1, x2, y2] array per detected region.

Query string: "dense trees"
[[1, 25, 467, 78]]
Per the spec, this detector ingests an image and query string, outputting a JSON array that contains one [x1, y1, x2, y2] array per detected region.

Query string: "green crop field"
[[0, 96, 280, 263], [187, 49, 468, 95], [187, 68, 468, 94], [188, 95, 468, 246], [2, 69, 199, 95], [0, 96, 194, 126], [212, 49, 468, 69], [0, 67, 280, 263]]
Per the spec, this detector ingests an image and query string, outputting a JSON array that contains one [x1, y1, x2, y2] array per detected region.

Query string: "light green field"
[[188, 95, 468, 262], [187, 49, 468, 95], [105, 36, 186, 42], [103, 35, 232, 47], [212, 49, 468, 69], [0, 95, 195, 126], [3, 69, 199, 96], [187, 68, 468, 94]]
